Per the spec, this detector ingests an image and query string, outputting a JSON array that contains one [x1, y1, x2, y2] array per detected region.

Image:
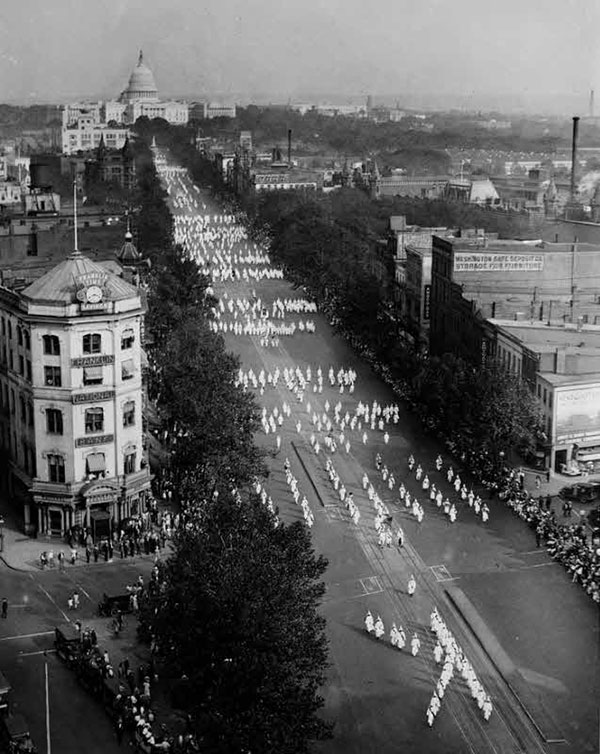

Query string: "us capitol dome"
[[120, 50, 159, 103]]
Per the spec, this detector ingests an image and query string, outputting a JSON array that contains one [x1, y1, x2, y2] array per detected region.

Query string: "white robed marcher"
[[411, 633, 421, 656], [374, 615, 385, 639], [407, 575, 416, 596], [364, 610, 374, 634]]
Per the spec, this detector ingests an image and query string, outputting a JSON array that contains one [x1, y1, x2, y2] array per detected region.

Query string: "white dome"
[[121, 51, 158, 102]]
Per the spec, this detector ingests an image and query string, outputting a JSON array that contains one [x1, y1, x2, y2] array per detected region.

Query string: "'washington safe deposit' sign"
[[453, 253, 544, 272]]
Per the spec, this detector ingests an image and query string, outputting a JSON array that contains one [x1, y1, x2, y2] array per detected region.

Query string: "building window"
[[82, 333, 102, 354], [86, 453, 105, 478], [543, 388, 547, 405], [43, 335, 60, 355], [121, 329, 135, 349], [18, 355, 24, 375], [46, 409, 63, 435], [47, 454, 65, 483], [17, 327, 23, 346], [124, 451, 136, 475], [7, 322, 12, 340], [83, 366, 103, 386], [19, 396, 26, 422], [24, 331, 30, 350], [9, 350, 13, 370], [537, 384, 541, 398], [44, 366, 62, 387], [123, 401, 135, 427], [121, 359, 134, 381], [26, 360, 32, 382], [84, 407, 104, 433], [28, 401, 33, 428]]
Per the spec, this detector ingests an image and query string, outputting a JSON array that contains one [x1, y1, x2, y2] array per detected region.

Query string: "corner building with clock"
[[0, 247, 151, 539]]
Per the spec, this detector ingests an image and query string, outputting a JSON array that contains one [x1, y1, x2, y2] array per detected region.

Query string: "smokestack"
[[287, 129, 292, 166], [590, 90, 595, 119], [570, 116, 580, 202]]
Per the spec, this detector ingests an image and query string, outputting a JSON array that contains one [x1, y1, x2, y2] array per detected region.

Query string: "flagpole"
[[73, 181, 78, 252]]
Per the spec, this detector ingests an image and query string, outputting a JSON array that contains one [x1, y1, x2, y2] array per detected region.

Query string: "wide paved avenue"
[[159, 156, 599, 754]]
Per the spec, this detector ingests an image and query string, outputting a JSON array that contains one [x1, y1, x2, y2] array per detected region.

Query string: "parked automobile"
[[0, 672, 11, 716], [0, 713, 37, 752], [97, 593, 132, 617], [558, 482, 600, 504], [54, 624, 81, 668]]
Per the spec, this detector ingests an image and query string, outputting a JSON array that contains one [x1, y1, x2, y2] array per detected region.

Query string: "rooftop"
[[493, 321, 600, 352], [539, 372, 600, 387], [22, 250, 138, 305]]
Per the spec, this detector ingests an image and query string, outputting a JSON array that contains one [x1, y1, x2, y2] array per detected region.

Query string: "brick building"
[[430, 236, 600, 363]]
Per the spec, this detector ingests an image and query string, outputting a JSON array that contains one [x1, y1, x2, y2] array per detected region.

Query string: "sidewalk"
[[0, 501, 170, 572], [519, 468, 600, 529]]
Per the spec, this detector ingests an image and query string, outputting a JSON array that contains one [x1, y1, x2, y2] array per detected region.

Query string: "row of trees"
[[132, 140, 332, 751], [147, 122, 543, 484]]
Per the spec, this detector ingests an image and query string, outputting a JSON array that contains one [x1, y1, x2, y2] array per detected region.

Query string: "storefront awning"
[[83, 366, 103, 381], [577, 453, 600, 462], [86, 453, 105, 473], [122, 359, 135, 378]]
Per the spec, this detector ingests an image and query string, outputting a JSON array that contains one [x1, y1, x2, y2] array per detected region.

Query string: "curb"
[[445, 585, 567, 745], [0, 554, 30, 573]]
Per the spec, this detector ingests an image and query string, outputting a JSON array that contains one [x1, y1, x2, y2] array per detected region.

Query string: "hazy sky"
[[1, 0, 599, 109]]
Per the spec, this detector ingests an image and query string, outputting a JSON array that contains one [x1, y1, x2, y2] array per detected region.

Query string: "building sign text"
[[75, 434, 114, 447], [454, 253, 544, 273], [72, 390, 114, 404], [71, 354, 114, 368]]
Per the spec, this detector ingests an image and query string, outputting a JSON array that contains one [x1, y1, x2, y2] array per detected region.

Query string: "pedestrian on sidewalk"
[[57, 551, 65, 572], [1, 598, 7, 619]]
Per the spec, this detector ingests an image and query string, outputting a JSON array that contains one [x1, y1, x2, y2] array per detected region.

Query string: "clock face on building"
[[86, 285, 103, 304]]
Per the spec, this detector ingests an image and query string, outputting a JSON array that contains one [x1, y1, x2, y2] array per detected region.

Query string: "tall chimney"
[[590, 90, 595, 119], [287, 129, 292, 166], [570, 116, 580, 202]]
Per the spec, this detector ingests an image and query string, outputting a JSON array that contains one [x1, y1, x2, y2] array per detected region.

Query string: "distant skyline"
[[2, 0, 599, 115]]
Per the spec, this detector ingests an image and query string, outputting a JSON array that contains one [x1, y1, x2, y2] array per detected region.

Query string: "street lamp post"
[[0, 517, 4, 553]]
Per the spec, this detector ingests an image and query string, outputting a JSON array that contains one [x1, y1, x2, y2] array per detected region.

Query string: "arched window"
[[24, 331, 31, 350], [43, 335, 60, 355], [17, 326, 23, 346], [84, 407, 104, 434], [82, 333, 102, 354]]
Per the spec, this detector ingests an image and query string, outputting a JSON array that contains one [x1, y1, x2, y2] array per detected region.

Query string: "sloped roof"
[[21, 250, 138, 304]]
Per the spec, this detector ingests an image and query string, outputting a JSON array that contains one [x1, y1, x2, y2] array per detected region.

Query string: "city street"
[[162, 163, 599, 754], [0, 160, 597, 754], [0, 557, 156, 752]]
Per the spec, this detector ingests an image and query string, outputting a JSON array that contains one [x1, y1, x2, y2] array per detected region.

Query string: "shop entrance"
[[90, 509, 111, 541], [555, 449, 568, 473], [48, 510, 62, 536]]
